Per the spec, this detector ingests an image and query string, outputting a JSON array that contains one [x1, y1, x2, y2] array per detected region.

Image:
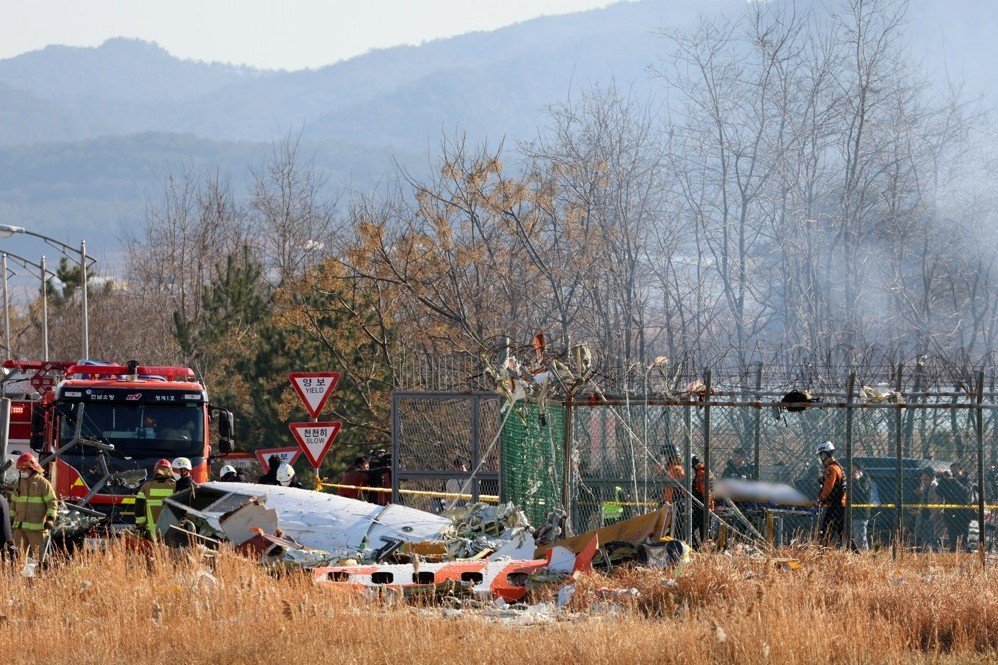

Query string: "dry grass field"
[[1, 545, 996, 665]]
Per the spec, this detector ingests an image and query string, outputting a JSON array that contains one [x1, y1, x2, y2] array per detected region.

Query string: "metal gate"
[[390, 391, 501, 511]]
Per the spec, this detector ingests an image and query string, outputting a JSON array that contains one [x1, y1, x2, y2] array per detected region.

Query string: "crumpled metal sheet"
[[442, 502, 535, 559], [52, 504, 106, 538]]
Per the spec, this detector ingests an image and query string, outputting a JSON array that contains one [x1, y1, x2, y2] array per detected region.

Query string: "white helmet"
[[276, 462, 295, 486], [172, 457, 193, 471], [218, 464, 236, 478], [815, 441, 835, 455]]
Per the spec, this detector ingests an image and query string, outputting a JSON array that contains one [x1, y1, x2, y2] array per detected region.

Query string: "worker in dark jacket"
[[258, 455, 283, 485], [850, 463, 872, 551], [721, 449, 753, 480], [171, 457, 197, 505], [0, 493, 15, 558], [815, 441, 846, 547], [937, 470, 970, 551]]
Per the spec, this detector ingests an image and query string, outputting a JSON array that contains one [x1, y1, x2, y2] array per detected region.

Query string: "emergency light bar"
[[65, 364, 196, 381]]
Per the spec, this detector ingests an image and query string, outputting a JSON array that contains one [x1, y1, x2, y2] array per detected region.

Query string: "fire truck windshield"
[[59, 403, 205, 458]]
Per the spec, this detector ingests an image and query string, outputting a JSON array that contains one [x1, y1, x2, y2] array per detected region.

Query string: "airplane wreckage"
[[145, 483, 692, 603], [24, 343, 819, 606]]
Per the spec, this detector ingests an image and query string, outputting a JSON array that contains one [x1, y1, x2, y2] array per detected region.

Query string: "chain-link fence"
[[500, 388, 998, 551], [392, 376, 998, 552]]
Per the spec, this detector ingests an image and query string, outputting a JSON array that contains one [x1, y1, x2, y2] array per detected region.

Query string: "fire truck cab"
[[2, 360, 234, 524]]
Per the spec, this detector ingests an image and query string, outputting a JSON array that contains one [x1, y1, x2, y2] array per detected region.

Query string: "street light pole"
[[81, 240, 88, 359], [0, 224, 94, 360], [1, 254, 8, 361], [2, 251, 56, 362], [40, 255, 48, 362]]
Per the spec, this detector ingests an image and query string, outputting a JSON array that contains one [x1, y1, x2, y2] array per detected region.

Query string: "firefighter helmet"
[[218, 464, 237, 478], [15, 452, 42, 472], [815, 441, 835, 455], [276, 463, 295, 486], [171, 457, 193, 471]]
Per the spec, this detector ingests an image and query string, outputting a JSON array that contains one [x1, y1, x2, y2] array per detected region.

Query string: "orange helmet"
[[16, 452, 42, 472]]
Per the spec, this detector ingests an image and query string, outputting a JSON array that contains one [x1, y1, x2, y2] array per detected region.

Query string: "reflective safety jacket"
[[693, 463, 714, 511], [819, 457, 846, 507], [602, 486, 625, 522], [134, 473, 177, 538], [11, 473, 57, 532]]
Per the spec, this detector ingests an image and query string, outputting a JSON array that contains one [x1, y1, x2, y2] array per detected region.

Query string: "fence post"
[[753, 362, 763, 480], [470, 393, 481, 503], [702, 370, 713, 546], [976, 371, 986, 567], [894, 364, 904, 558], [562, 391, 574, 537], [684, 401, 694, 546], [845, 372, 856, 550], [391, 391, 400, 504]]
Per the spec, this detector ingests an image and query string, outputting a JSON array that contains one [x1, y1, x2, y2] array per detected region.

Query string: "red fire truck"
[[2, 359, 234, 524]]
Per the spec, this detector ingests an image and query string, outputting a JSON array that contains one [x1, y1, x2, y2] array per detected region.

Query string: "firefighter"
[[134, 459, 177, 540], [276, 463, 302, 488], [10, 452, 57, 558], [218, 464, 244, 482], [815, 441, 846, 547], [660, 444, 686, 504], [172, 457, 197, 494], [691, 455, 714, 548], [659, 445, 686, 537], [259, 455, 282, 485]]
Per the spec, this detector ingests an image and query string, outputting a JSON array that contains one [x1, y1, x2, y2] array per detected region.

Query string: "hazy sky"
[[3, 0, 622, 70]]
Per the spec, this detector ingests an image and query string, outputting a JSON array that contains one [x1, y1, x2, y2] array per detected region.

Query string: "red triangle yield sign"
[[288, 421, 342, 468], [254, 446, 303, 473], [288, 372, 340, 419]]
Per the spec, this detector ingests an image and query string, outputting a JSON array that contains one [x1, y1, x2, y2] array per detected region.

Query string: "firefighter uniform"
[[692, 460, 714, 548], [818, 455, 846, 546], [662, 463, 685, 504], [11, 472, 57, 557], [133, 471, 177, 540]]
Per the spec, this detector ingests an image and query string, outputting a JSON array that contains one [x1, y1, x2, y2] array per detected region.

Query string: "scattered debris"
[[861, 385, 903, 404]]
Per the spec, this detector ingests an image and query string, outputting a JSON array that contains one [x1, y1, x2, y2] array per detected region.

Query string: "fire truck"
[[1, 359, 234, 525]]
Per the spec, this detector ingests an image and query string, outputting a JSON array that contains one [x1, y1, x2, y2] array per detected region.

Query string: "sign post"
[[288, 372, 341, 489]]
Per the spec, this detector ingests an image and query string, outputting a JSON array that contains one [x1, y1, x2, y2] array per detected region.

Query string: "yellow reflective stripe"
[[11, 496, 48, 504], [15, 521, 47, 531], [148, 489, 174, 497], [121, 497, 136, 505], [147, 499, 164, 507]]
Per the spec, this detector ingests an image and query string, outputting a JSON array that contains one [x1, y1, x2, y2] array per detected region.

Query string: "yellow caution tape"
[[320, 482, 500, 503], [851, 504, 998, 510]]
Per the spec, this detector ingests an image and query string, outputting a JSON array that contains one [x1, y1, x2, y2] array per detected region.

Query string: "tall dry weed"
[[0, 544, 995, 664]]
